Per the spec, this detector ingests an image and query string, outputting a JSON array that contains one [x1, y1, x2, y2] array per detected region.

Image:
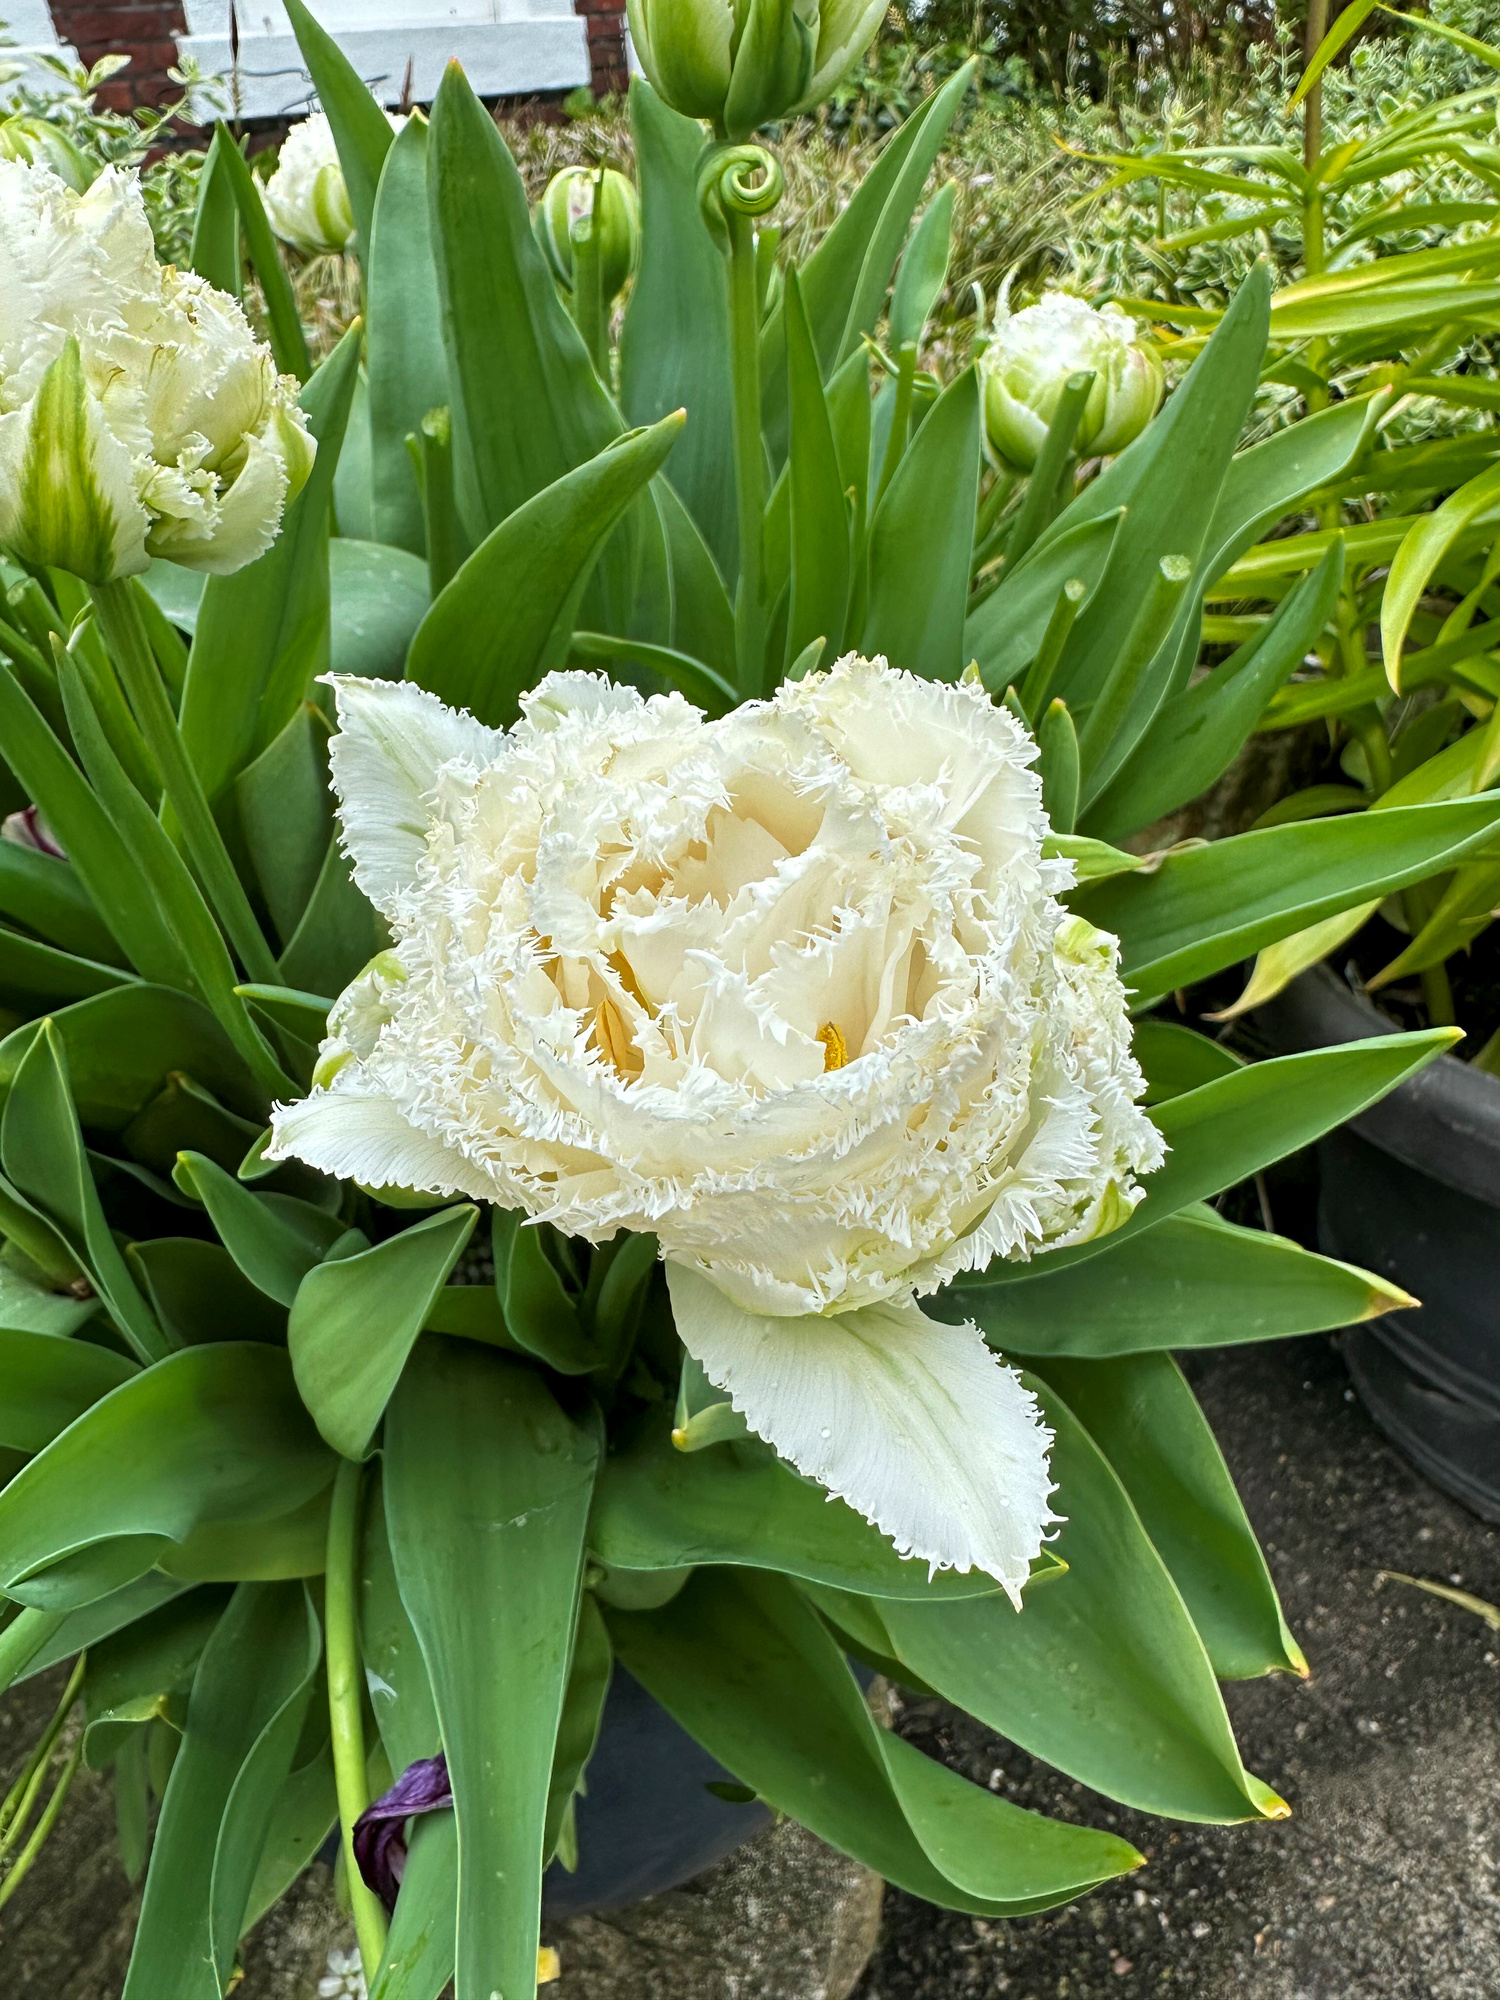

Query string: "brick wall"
[[46, 0, 187, 108], [577, 0, 628, 97], [39, 0, 623, 112]]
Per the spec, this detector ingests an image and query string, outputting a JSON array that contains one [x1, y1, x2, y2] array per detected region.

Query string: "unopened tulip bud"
[[538, 166, 640, 303], [980, 293, 1164, 474], [264, 108, 404, 257], [628, 0, 884, 140], [0, 158, 314, 584]]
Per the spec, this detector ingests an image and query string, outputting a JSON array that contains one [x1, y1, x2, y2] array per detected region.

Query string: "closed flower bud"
[[264, 108, 405, 257], [627, 0, 884, 140], [0, 158, 314, 584], [980, 292, 1164, 474], [538, 166, 640, 303]]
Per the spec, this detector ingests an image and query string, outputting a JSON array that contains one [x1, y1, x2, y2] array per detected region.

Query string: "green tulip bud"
[[628, 0, 885, 140], [538, 166, 641, 303], [979, 294, 1164, 474]]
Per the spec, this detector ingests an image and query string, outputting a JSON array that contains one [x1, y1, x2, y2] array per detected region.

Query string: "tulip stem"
[[325, 1456, 389, 1987], [92, 579, 281, 989], [727, 207, 767, 702]]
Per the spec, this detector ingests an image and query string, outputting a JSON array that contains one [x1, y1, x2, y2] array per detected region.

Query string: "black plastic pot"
[[1253, 964, 1500, 1522], [541, 1665, 771, 1916]]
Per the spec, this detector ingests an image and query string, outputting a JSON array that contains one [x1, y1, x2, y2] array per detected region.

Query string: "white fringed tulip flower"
[[269, 656, 1164, 1599], [980, 293, 1164, 473], [264, 109, 405, 257], [0, 158, 314, 584]]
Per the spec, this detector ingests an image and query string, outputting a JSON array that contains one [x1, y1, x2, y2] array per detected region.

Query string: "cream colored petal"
[[666, 1264, 1056, 1603], [324, 675, 504, 914], [266, 1084, 498, 1201]]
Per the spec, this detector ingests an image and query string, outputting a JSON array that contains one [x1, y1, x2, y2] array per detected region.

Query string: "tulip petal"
[[665, 1263, 1056, 1604], [267, 1081, 497, 1201], [324, 675, 504, 913], [0, 337, 147, 583]]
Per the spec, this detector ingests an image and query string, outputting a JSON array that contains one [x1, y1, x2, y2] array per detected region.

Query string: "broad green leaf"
[[330, 539, 431, 678], [977, 1030, 1456, 1287], [965, 511, 1120, 695], [405, 414, 685, 727], [15, 1572, 193, 1682], [491, 1208, 597, 1374], [1130, 1018, 1244, 1102], [0, 1328, 137, 1454], [121, 1072, 262, 1181], [241, 1726, 337, 1933], [159, 1486, 331, 1580], [0, 986, 262, 1130], [1382, 457, 1500, 688], [0, 1344, 332, 1608], [283, 0, 396, 260], [130, 1237, 288, 1348], [1087, 541, 1345, 842], [946, 1203, 1411, 1356], [760, 59, 975, 457], [544, 1592, 612, 1864], [608, 1566, 1143, 1914], [2, 1021, 164, 1363], [384, 1339, 599, 2000], [1033, 1353, 1304, 1680], [234, 703, 335, 949], [179, 327, 361, 809], [56, 656, 289, 1102], [427, 66, 621, 564], [784, 269, 851, 674], [0, 830, 120, 964], [0, 659, 188, 986], [362, 1476, 457, 2000], [0, 926, 134, 1007], [1046, 266, 1271, 711], [862, 368, 980, 683], [589, 1407, 1003, 1600], [211, 121, 311, 380], [0, 1257, 97, 1337], [188, 127, 240, 296], [82, 1587, 228, 1766], [889, 182, 956, 352], [290, 1205, 477, 1458], [620, 81, 736, 581], [1086, 795, 1500, 996], [654, 476, 737, 684], [277, 836, 390, 999], [122, 1581, 320, 2000], [175, 1149, 348, 1306], [878, 1384, 1283, 1822], [367, 117, 446, 557]]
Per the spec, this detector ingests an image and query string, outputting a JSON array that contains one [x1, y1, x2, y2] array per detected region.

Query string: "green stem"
[[92, 578, 280, 988], [1419, 959, 1456, 1028], [0, 1609, 65, 1700], [0, 1654, 84, 1847], [727, 207, 767, 703], [325, 1457, 389, 1986], [0, 1737, 83, 1911]]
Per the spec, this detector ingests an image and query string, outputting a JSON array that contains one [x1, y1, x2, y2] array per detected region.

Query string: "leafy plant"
[[0, 8, 1488, 1996]]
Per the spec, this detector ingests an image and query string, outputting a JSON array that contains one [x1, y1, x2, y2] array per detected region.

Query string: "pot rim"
[[1250, 963, 1500, 1210]]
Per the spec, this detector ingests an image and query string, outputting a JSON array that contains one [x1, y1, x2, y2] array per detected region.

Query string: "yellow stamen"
[[817, 1021, 849, 1071], [592, 998, 641, 1079]]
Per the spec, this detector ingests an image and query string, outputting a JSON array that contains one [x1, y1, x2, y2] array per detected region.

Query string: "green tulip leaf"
[[367, 116, 447, 556], [175, 1149, 349, 1306], [0, 1326, 137, 1454], [290, 1204, 477, 1459], [282, 0, 397, 260]]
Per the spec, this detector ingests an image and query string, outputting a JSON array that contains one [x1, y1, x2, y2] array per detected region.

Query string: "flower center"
[[816, 1022, 849, 1071]]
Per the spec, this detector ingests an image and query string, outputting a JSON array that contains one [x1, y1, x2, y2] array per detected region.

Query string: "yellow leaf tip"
[[670, 1425, 690, 1451], [1262, 1792, 1293, 1821]]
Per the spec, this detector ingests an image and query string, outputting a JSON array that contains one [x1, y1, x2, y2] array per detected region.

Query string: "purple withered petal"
[[352, 1752, 453, 1911], [2, 806, 65, 860]]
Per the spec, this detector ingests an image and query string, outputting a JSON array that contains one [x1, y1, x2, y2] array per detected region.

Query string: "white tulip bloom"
[[980, 292, 1164, 474], [269, 656, 1164, 1598], [0, 158, 314, 584], [264, 110, 405, 257]]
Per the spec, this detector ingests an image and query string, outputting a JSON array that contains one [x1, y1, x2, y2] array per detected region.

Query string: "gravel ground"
[[854, 1335, 1500, 2000]]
